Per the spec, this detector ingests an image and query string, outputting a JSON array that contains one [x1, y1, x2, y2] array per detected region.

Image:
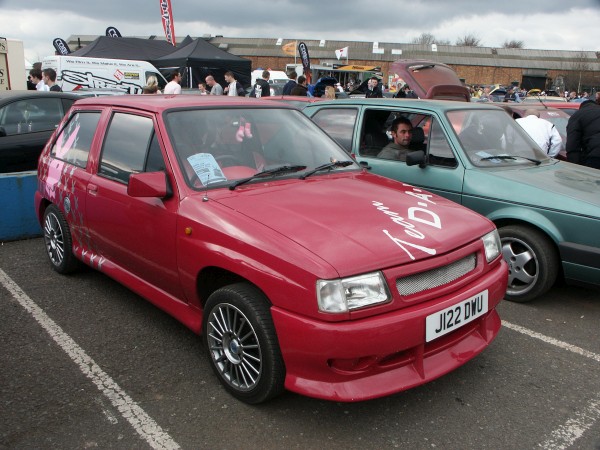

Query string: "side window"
[[359, 109, 393, 157], [311, 108, 357, 153], [99, 113, 155, 184], [427, 118, 458, 168], [50, 112, 101, 168], [0, 98, 65, 136]]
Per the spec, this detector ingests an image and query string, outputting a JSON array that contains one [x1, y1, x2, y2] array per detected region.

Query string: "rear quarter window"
[[50, 111, 101, 168], [0, 97, 67, 135]]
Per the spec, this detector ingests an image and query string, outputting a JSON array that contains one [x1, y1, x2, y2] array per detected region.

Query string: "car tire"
[[42, 204, 80, 274], [203, 283, 285, 404], [499, 225, 559, 302]]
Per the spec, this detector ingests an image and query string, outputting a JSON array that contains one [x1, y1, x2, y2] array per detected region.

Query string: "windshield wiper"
[[480, 155, 542, 165], [229, 164, 307, 190], [300, 160, 355, 180]]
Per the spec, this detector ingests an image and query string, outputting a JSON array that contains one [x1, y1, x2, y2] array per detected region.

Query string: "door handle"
[[88, 183, 98, 195]]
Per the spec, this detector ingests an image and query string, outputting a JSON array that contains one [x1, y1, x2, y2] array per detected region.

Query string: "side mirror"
[[358, 160, 371, 170], [406, 150, 426, 168], [0, 127, 6, 138], [128, 171, 172, 198]]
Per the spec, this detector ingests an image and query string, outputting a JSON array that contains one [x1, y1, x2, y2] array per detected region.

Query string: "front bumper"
[[272, 259, 507, 402]]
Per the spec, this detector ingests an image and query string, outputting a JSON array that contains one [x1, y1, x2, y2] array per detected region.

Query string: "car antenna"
[[203, 174, 210, 202]]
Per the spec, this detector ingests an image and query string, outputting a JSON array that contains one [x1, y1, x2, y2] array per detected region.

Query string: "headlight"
[[482, 230, 501, 263], [317, 272, 390, 313]]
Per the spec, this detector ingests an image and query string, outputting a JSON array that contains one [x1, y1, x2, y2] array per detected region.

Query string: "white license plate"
[[425, 290, 489, 342]]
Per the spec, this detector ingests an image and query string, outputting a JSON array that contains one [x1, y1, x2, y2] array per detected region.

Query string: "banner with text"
[[105, 27, 122, 38], [297, 42, 311, 84], [159, 0, 177, 45], [53, 38, 71, 55]]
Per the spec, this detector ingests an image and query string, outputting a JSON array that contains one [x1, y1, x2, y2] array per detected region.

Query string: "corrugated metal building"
[[67, 34, 600, 91]]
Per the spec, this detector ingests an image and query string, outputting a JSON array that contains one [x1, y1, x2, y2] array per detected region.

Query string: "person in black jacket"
[[290, 75, 309, 96], [365, 77, 382, 98], [566, 100, 600, 169], [251, 70, 271, 98], [43, 68, 62, 92]]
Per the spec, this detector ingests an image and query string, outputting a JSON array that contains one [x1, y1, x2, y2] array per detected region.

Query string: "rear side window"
[[0, 97, 67, 136], [50, 112, 101, 168], [99, 113, 155, 184], [311, 108, 357, 153]]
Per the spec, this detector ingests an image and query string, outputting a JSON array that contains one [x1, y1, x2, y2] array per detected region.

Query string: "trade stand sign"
[[0, 37, 9, 90]]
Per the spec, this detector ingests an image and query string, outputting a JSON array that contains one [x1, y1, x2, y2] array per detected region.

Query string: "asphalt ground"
[[1, 237, 599, 450]]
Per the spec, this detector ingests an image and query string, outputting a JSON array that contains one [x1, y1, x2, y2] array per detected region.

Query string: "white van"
[[42, 56, 168, 94]]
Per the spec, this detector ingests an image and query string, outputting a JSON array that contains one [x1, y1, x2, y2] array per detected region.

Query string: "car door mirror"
[[128, 171, 172, 198], [406, 150, 426, 168], [0, 127, 6, 138]]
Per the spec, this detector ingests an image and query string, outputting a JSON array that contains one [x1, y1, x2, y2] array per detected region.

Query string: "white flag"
[[335, 46, 348, 60]]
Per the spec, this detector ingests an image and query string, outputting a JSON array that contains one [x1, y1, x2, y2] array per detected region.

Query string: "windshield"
[[447, 109, 551, 167], [165, 107, 356, 189]]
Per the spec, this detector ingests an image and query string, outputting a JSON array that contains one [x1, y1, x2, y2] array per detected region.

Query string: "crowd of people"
[[138, 67, 423, 100]]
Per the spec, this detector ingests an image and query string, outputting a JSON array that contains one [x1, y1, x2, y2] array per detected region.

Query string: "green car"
[[303, 99, 600, 302]]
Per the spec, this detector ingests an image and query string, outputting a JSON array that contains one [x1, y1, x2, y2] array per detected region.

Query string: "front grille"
[[396, 253, 476, 296]]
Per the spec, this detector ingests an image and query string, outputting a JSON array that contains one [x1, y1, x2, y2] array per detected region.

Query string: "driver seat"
[[362, 118, 389, 156]]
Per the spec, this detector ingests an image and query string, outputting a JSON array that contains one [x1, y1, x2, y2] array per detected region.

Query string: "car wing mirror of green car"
[[406, 150, 426, 168]]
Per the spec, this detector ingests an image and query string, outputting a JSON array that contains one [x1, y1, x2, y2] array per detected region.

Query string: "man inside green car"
[[377, 116, 413, 160]]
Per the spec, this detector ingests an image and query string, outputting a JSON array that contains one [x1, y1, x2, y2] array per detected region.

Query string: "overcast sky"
[[2, 0, 600, 63]]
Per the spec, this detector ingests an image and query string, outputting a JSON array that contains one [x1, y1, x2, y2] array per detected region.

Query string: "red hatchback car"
[[35, 95, 507, 403]]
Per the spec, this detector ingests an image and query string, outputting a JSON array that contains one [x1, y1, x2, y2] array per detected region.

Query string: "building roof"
[[66, 35, 600, 71]]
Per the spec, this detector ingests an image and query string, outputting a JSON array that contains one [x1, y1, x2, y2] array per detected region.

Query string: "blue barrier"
[[0, 171, 42, 242]]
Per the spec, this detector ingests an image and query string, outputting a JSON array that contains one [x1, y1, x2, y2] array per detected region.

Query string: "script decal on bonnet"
[[373, 186, 442, 260]]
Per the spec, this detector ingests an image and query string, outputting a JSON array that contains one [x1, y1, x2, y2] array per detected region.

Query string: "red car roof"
[[73, 94, 298, 112]]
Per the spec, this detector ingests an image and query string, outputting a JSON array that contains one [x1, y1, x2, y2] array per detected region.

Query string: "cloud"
[[1, 0, 599, 62]]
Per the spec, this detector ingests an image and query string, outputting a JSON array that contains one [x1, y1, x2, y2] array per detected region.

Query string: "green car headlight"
[[317, 272, 390, 313]]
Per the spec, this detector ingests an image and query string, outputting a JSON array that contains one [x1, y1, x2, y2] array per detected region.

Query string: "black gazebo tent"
[[151, 38, 251, 89], [70, 36, 178, 61]]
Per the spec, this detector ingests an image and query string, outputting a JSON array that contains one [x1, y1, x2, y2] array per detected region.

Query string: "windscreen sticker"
[[187, 153, 227, 185]]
